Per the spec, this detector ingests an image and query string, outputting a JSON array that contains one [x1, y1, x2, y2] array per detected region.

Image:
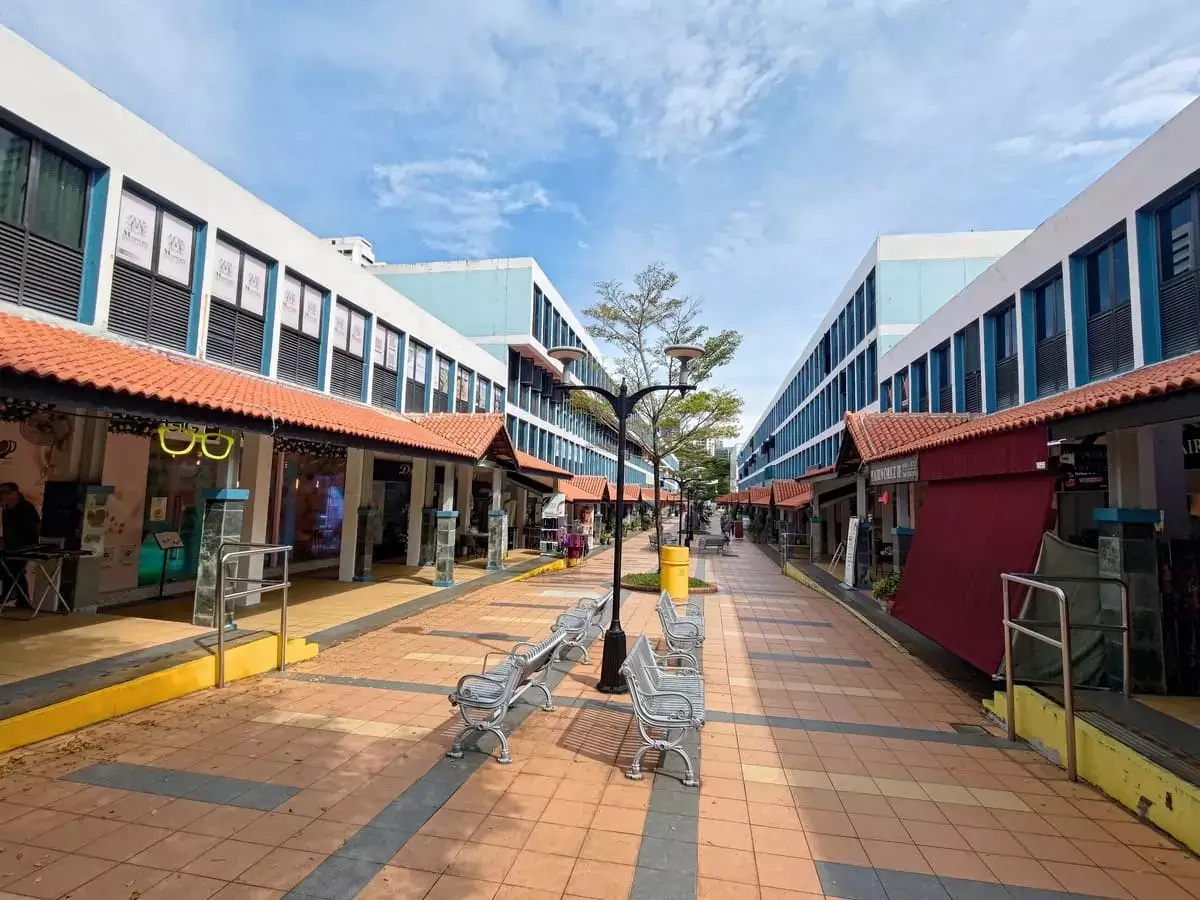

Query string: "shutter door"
[[277, 328, 321, 389], [1159, 272, 1200, 360], [995, 357, 1019, 410], [372, 367, 398, 410], [206, 302, 264, 373], [330, 348, 363, 400], [1087, 309, 1115, 381], [108, 262, 154, 343], [1035, 334, 1068, 398], [963, 372, 982, 413], [0, 221, 24, 306], [148, 278, 192, 353], [939, 384, 953, 414], [405, 380, 425, 413]]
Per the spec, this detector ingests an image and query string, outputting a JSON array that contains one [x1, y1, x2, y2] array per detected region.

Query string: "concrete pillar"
[[434, 463, 457, 586], [456, 463, 473, 530], [235, 433, 274, 606], [487, 468, 505, 570], [338, 449, 366, 582], [56, 412, 110, 611], [855, 474, 868, 520], [193, 489, 248, 628], [1107, 429, 1144, 510], [406, 458, 428, 567], [1152, 422, 1187, 540], [810, 484, 823, 559], [515, 488, 528, 549]]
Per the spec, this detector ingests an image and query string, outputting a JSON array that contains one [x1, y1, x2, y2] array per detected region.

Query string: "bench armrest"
[[644, 688, 696, 720], [666, 618, 701, 638], [451, 673, 508, 707]]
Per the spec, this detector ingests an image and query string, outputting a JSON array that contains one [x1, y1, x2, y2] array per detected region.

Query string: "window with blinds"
[[109, 188, 197, 352], [433, 354, 451, 412], [205, 237, 268, 372], [405, 340, 430, 413], [934, 342, 952, 413], [992, 304, 1019, 411], [276, 271, 323, 389], [0, 122, 88, 321], [1158, 193, 1200, 360], [1032, 274, 1068, 398], [958, 321, 983, 413], [1082, 233, 1134, 381], [371, 323, 402, 410], [456, 366, 472, 412], [329, 298, 367, 401]]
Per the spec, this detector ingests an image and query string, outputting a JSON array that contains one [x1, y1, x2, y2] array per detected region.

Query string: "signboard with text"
[[869, 454, 919, 485]]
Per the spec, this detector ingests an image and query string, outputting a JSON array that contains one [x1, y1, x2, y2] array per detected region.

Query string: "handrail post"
[[280, 551, 290, 671], [1003, 576, 1015, 743], [216, 542, 227, 688], [1120, 581, 1132, 700], [1056, 584, 1077, 782]]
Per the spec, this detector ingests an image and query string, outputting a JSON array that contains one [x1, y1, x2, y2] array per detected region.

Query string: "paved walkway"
[[0, 538, 1196, 899]]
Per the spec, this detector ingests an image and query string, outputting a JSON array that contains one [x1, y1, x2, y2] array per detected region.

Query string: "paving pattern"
[[0, 537, 1197, 898]]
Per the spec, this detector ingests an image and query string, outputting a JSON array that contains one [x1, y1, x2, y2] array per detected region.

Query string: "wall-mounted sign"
[[241, 256, 267, 316], [1057, 443, 1108, 492], [869, 454, 919, 485], [1184, 423, 1200, 470], [157, 212, 195, 285], [115, 191, 156, 269]]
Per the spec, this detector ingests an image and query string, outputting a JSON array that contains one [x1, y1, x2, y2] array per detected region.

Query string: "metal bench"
[[656, 590, 705, 664], [622, 634, 706, 787], [648, 533, 659, 551], [551, 589, 613, 663], [696, 534, 732, 556], [446, 630, 566, 764]]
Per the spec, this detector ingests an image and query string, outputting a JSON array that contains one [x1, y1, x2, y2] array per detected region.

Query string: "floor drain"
[[951, 723, 988, 735]]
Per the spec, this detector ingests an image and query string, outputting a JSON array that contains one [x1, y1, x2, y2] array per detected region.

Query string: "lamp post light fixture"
[[548, 342, 703, 693]]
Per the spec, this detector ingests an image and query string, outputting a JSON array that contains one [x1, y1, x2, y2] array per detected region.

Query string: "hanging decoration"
[[108, 414, 162, 438], [157, 424, 235, 460], [0, 398, 53, 423], [274, 436, 347, 460]]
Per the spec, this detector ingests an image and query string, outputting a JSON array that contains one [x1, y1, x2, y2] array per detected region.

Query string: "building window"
[[276, 272, 324, 389], [475, 376, 489, 412], [109, 188, 197, 352], [406, 341, 429, 412], [957, 321, 982, 413], [896, 371, 909, 412], [433, 354, 452, 412], [532, 285, 543, 338], [1033, 275, 1068, 398], [1082, 233, 1136, 381], [456, 366, 472, 412], [206, 238, 268, 373], [493, 386, 505, 413], [371, 323, 402, 410], [865, 270, 876, 332], [993, 304, 1019, 411], [911, 360, 928, 412], [934, 341, 951, 413], [0, 122, 88, 320], [329, 299, 366, 401], [1158, 192, 1200, 359]]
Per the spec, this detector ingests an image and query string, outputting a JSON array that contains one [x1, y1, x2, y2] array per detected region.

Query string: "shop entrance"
[[371, 458, 413, 562]]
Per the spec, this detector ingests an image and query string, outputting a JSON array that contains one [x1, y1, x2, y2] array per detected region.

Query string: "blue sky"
[[5, 0, 1200, 437]]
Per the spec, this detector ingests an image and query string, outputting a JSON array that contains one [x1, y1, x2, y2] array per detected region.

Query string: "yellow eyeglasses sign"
[[157, 424, 235, 461]]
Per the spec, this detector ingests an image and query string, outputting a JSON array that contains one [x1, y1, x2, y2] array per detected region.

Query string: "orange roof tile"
[[798, 465, 836, 482], [748, 486, 771, 506], [514, 449, 573, 479], [777, 482, 813, 509], [413, 413, 509, 457], [771, 480, 804, 503], [874, 351, 1200, 462], [565, 475, 607, 501], [0, 311, 471, 459], [843, 412, 974, 463], [604, 483, 644, 502]]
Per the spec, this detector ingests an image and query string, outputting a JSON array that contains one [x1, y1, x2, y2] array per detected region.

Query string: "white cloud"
[[373, 158, 575, 257]]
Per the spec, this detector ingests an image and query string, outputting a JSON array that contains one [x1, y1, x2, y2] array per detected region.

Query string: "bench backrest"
[[628, 635, 666, 692], [515, 631, 566, 682], [656, 590, 679, 624]]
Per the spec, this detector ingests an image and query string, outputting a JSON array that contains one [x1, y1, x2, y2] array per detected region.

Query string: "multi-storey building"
[[370, 258, 662, 486], [736, 231, 1029, 487], [877, 99, 1200, 427], [0, 27, 568, 610]]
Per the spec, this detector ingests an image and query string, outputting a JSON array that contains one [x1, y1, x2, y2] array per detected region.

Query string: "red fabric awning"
[[890, 473, 1056, 673]]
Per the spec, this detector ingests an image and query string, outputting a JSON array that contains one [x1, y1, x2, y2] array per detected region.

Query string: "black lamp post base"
[[595, 628, 630, 694]]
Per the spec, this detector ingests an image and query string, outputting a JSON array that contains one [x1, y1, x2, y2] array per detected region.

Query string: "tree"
[[674, 445, 731, 500], [581, 263, 743, 552]]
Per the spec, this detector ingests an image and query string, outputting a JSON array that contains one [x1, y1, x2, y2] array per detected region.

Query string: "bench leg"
[[628, 724, 700, 788], [529, 679, 555, 712], [558, 640, 589, 664], [447, 721, 513, 764]]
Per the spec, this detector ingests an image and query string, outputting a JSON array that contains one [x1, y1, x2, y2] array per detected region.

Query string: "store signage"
[[157, 212, 195, 285], [869, 455, 919, 485], [1057, 444, 1108, 492], [115, 191, 156, 269], [157, 424, 234, 461], [1184, 424, 1200, 470]]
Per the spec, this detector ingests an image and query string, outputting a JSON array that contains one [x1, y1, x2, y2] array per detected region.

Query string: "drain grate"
[[950, 723, 989, 736]]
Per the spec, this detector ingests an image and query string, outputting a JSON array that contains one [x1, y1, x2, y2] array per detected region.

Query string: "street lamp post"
[[548, 343, 703, 694]]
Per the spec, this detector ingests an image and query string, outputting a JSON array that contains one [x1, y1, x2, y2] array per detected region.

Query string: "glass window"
[[0, 124, 31, 226], [1086, 235, 1131, 316], [31, 146, 87, 248], [437, 355, 451, 392], [331, 301, 365, 357], [407, 342, 429, 383], [996, 306, 1018, 359], [494, 387, 505, 412], [1160, 196, 1195, 280], [457, 366, 471, 402], [373, 324, 400, 372], [1034, 277, 1065, 341]]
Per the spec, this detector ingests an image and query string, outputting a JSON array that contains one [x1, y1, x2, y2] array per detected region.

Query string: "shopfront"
[[268, 443, 347, 566], [370, 457, 413, 562]]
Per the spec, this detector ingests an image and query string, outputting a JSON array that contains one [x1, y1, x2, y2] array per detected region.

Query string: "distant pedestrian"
[[0, 482, 41, 608]]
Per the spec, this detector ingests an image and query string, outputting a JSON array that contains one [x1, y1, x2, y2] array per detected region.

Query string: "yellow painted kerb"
[[0, 635, 316, 754], [510, 558, 568, 582], [986, 685, 1200, 854]]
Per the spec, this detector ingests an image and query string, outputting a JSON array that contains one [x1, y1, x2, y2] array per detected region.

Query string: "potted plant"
[[872, 571, 902, 613]]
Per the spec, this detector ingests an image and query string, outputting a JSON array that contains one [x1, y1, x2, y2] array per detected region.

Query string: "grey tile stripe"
[[63, 762, 299, 811], [273, 673, 1023, 748], [739, 616, 834, 627], [426, 629, 530, 641], [284, 603, 612, 899], [629, 593, 704, 900], [816, 860, 1109, 899], [748, 650, 872, 667], [491, 601, 568, 609]]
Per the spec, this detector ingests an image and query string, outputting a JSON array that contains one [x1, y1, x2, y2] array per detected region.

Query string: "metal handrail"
[[216, 542, 293, 688], [1001, 572, 1131, 782]]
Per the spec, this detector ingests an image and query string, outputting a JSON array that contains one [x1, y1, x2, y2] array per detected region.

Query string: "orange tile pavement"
[[0, 535, 1195, 898]]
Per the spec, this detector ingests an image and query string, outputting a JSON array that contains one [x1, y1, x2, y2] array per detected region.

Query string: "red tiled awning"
[[0, 311, 472, 459], [842, 412, 973, 464], [514, 449, 572, 479], [414, 413, 572, 479], [777, 482, 813, 509], [747, 486, 771, 507]]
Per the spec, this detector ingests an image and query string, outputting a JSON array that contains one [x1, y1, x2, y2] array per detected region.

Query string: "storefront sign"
[[1057, 444, 1108, 492], [280, 276, 303, 330], [1185, 424, 1200, 470], [149, 497, 168, 522], [240, 256, 267, 316], [869, 455, 919, 485], [115, 191, 156, 269], [211, 241, 241, 303], [157, 212, 195, 285]]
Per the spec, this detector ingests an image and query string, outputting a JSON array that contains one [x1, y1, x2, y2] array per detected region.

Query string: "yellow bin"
[[660, 545, 690, 602]]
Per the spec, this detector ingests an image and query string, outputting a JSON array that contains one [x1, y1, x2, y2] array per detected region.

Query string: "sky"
[[5, 0, 1200, 440]]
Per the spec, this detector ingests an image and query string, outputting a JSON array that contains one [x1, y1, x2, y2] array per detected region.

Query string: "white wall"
[[0, 28, 503, 388], [879, 98, 1200, 386]]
